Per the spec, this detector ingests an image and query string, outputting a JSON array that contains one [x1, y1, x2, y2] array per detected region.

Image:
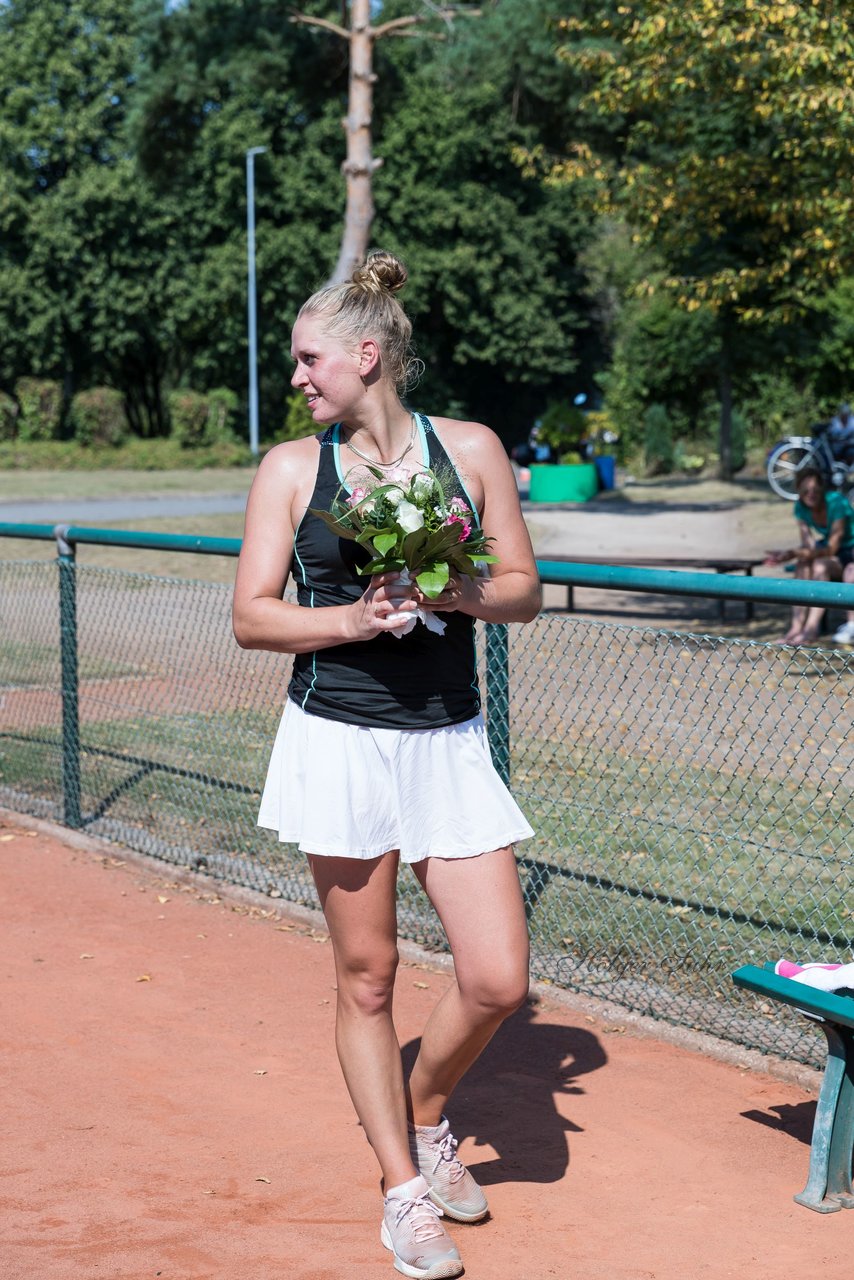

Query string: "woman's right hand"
[[351, 573, 417, 638]]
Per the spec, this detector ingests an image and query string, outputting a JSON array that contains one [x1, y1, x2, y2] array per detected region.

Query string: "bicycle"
[[766, 422, 854, 499]]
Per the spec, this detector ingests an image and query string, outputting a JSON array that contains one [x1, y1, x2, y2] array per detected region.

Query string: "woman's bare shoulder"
[[258, 433, 322, 476], [428, 416, 497, 444]]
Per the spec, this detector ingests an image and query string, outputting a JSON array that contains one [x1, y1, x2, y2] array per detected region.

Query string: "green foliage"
[[15, 377, 62, 441], [643, 403, 674, 476], [168, 388, 239, 447], [739, 374, 823, 448], [536, 401, 586, 452], [68, 387, 128, 446], [0, 391, 19, 441], [558, 1, 854, 321], [282, 390, 317, 442]]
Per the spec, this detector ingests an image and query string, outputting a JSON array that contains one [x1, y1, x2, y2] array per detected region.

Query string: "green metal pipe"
[[55, 528, 82, 829], [536, 558, 854, 609], [2, 522, 853, 607]]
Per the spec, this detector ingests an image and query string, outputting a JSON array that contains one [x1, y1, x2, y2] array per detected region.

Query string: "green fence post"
[[485, 622, 510, 785], [54, 524, 81, 829]]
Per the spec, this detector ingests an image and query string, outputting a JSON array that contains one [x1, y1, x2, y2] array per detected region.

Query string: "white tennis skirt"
[[257, 699, 534, 862]]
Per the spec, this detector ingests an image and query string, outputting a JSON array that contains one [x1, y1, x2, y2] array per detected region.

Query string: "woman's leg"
[[797, 557, 840, 640], [406, 846, 530, 1126], [309, 851, 417, 1190], [781, 565, 810, 641], [844, 562, 854, 624]]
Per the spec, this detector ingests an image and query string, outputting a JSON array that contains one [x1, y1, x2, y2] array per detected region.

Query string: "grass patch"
[[0, 438, 256, 473]]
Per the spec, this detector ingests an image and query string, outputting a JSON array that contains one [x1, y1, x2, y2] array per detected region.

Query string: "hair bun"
[[352, 250, 407, 295]]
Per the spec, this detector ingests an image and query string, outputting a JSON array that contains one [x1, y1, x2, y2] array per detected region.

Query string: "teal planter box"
[[529, 463, 599, 503]]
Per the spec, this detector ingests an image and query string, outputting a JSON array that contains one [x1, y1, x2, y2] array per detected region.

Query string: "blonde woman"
[[233, 251, 540, 1278]]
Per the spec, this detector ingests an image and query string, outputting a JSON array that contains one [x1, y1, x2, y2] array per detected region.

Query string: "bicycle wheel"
[[766, 442, 818, 499]]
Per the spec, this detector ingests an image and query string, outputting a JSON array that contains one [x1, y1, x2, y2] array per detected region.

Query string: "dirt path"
[[2, 810, 851, 1280]]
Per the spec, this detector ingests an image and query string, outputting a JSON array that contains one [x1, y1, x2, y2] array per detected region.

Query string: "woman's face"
[[290, 313, 363, 424], [797, 475, 823, 509]]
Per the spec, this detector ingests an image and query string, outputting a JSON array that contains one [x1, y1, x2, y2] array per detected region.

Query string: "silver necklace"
[[344, 414, 416, 469]]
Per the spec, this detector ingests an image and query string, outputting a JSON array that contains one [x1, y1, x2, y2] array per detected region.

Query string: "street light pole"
[[246, 146, 267, 458]]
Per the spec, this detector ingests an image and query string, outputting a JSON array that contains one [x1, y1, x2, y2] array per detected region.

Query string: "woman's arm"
[[417, 421, 541, 624], [232, 442, 415, 653]]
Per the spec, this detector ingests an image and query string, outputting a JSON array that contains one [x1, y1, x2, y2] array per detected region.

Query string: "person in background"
[[765, 468, 854, 645], [828, 403, 854, 466]]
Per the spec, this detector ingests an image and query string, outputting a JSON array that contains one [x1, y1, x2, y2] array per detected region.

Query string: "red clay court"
[[1, 809, 851, 1280]]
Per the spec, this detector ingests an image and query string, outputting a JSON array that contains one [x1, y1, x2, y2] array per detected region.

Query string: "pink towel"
[[774, 959, 854, 993]]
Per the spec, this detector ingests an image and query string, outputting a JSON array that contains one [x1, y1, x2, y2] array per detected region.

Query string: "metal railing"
[[2, 521, 852, 1066]]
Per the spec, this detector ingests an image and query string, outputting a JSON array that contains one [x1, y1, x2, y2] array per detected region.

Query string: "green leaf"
[[357, 557, 405, 576], [373, 532, 399, 556], [415, 562, 450, 598], [307, 507, 360, 541]]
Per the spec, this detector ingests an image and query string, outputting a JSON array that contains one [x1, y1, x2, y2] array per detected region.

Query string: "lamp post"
[[246, 146, 267, 458]]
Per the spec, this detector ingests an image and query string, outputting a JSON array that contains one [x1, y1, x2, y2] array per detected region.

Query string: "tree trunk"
[[328, 0, 381, 285], [718, 355, 733, 481]]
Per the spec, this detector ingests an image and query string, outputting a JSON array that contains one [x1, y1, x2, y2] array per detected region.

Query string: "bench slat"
[[732, 964, 854, 1030]]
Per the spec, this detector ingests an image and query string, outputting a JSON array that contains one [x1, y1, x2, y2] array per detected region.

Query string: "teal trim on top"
[[332, 422, 348, 493], [421, 414, 481, 527], [290, 511, 319, 710]]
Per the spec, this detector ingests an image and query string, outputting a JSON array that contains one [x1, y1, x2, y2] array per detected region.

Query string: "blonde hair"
[[297, 250, 423, 393]]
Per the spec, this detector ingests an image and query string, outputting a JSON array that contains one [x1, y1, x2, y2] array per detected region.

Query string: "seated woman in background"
[[765, 468, 854, 646]]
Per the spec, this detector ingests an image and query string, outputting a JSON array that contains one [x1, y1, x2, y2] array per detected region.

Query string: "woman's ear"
[[358, 338, 381, 377]]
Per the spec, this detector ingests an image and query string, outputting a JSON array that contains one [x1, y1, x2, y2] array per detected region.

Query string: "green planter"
[[529, 463, 599, 504]]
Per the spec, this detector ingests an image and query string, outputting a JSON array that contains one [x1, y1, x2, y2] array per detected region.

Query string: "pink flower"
[[445, 514, 472, 542], [449, 496, 471, 516], [347, 486, 368, 507]]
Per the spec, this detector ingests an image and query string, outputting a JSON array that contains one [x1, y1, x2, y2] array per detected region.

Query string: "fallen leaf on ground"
[[255, 1177, 271, 1183], [136, 974, 152, 982], [80, 953, 94, 960]]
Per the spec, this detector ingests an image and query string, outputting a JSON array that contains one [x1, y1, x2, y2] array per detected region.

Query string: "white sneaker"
[[409, 1117, 489, 1223], [381, 1175, 463, 1279], [832, 620, 854, 645]]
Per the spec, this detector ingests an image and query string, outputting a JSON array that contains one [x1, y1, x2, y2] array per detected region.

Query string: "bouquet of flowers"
[[309, 465, 497, 636]]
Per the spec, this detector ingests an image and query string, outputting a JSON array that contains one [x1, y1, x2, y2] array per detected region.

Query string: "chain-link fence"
[[1, 537, 852, 1067]]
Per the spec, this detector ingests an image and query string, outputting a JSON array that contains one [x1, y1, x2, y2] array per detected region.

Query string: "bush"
[[16, 377, 62, 441], [536, 401, 587, 453], [643, 403, 674, 475], [739, 373, 823, 447], [672, 440, 706, 475], [282, 390, 317, 442], [169, 387, 239, 447], [0, 391, 19, 441], [68, 387, 129, 447]]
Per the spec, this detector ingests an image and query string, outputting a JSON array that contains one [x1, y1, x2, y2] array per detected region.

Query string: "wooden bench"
[[541, 555, 764, 621], [732, 963, 854, 1213]]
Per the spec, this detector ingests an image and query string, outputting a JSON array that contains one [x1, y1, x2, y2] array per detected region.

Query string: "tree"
[[557, 0, 854, 475], [290, 1, 482, 284]]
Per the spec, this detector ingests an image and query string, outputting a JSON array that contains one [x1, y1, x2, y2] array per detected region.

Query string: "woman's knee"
[[459, 962, 530, 1020], [812, 560, 832, 580], [335, 945, 400, 1015]]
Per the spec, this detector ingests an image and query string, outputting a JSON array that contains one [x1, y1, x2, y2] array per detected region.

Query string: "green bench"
[[732, 963, 854, 1214]]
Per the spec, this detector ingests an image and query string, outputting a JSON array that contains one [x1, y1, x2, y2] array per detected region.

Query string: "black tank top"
[[288, 413, 481, 728]]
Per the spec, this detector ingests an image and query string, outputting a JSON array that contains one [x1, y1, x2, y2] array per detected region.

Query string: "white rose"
[[384, 487, 406, 507], [396, 501, 424, 533], [411, 472, 435, 502]]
